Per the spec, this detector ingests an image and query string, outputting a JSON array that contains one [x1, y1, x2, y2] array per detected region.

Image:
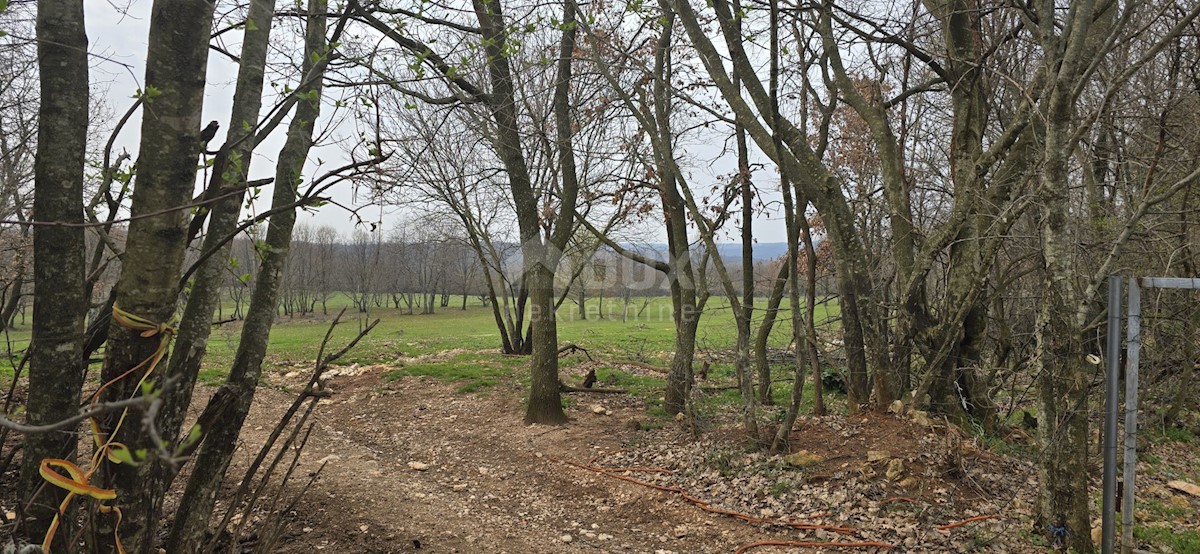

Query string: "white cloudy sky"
[[82, 0, 789, 244]]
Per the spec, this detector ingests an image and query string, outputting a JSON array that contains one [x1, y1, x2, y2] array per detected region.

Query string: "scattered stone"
[[598, 533, 613, 541], [886, 458, 905, 481], [592, 404, 606, 415], [909, 410, 933, 427], [560, 534, 573, 543], [867, 450, 891, 462], [359, 524, 369, 533], [1167, 480, 1200, 497], [675, 412, 685, 422], [899, 476, 921, 489], [672, 524, 688, 538], [408, 461, 430, 471], [888, 400, 904, 414], [783, 450, 823, 468]]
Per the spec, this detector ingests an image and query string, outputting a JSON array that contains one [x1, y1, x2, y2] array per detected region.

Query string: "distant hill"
[[614, 242, 793, 263]]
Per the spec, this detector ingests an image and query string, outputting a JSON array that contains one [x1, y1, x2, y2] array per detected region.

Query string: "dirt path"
[[210, 359, 1200, 554], [225, 369, 798, 553]]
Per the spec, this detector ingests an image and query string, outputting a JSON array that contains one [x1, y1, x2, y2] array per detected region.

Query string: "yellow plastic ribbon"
[[38, 458, 117, 500], [39, 302, 174, 554]]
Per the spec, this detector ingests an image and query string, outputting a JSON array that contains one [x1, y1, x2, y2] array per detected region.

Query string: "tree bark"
[[469, 0, 569, 424], [19, 0, 89, 543], [754, 261, 789, 405], [770, 0, 806, 450], [136, 0, 278, 530], [650, 9, 701, 417], [167, 2, 331, 551], [90, 0, 215, 551], [1031, 1, 1099, 550], [0, 273, 23, 332]]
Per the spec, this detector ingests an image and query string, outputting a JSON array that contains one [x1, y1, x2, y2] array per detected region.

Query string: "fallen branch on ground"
[[559, 382, 628, 394], [558, 343, 593, 360]]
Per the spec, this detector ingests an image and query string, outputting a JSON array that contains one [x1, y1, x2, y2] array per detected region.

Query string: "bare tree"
[[18, 0, 89, 544], [169, 1, 345, 549]]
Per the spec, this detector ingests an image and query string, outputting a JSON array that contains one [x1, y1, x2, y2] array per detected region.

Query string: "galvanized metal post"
[[1101, 276, 1122, 554], [1122, 278, 1142, 554]]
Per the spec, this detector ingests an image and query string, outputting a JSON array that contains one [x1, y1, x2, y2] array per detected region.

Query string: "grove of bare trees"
[[1, 0, 1198, 552]]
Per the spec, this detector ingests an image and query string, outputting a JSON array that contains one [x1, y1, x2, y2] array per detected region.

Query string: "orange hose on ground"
[[936, 515, 995, 530]]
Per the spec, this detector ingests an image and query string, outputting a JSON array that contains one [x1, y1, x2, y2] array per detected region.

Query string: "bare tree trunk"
[[142, 0, 277, 522], [93, 1, 216, 551], [532, 0, 582, 424], [754, 262, 788, 405], [770, 0, 806, 450], [18, 0, 89, 543], [576, 1, 701, 416], [469, 0, 570, 424], [672, 0, 879, 411], [799, 211, 824, 415], [167, 3, 333, 551], [1032, 1, 1100, 550], [657, 17, 701, 417], [0, 273, 23, 332]]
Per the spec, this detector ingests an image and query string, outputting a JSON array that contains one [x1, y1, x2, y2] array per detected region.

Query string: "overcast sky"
[[82, 1, 790, 245]]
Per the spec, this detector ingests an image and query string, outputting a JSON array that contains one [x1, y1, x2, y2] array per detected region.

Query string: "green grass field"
[[2, 292, 840, 407]]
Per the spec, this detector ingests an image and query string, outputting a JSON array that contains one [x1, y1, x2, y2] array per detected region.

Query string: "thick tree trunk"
[[524, 266, 565, 424], [167, 3, 330, 551], [1032, 1, 1099, 549], [92, 1, 215, 551], [471, 0, 569, 424], [141, 0, 277, 523], [529, 0, 582, 424], [19, 0, 89, 543]]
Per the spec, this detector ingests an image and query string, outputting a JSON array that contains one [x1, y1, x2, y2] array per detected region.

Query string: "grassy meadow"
[[1, 292, 841, 411]]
